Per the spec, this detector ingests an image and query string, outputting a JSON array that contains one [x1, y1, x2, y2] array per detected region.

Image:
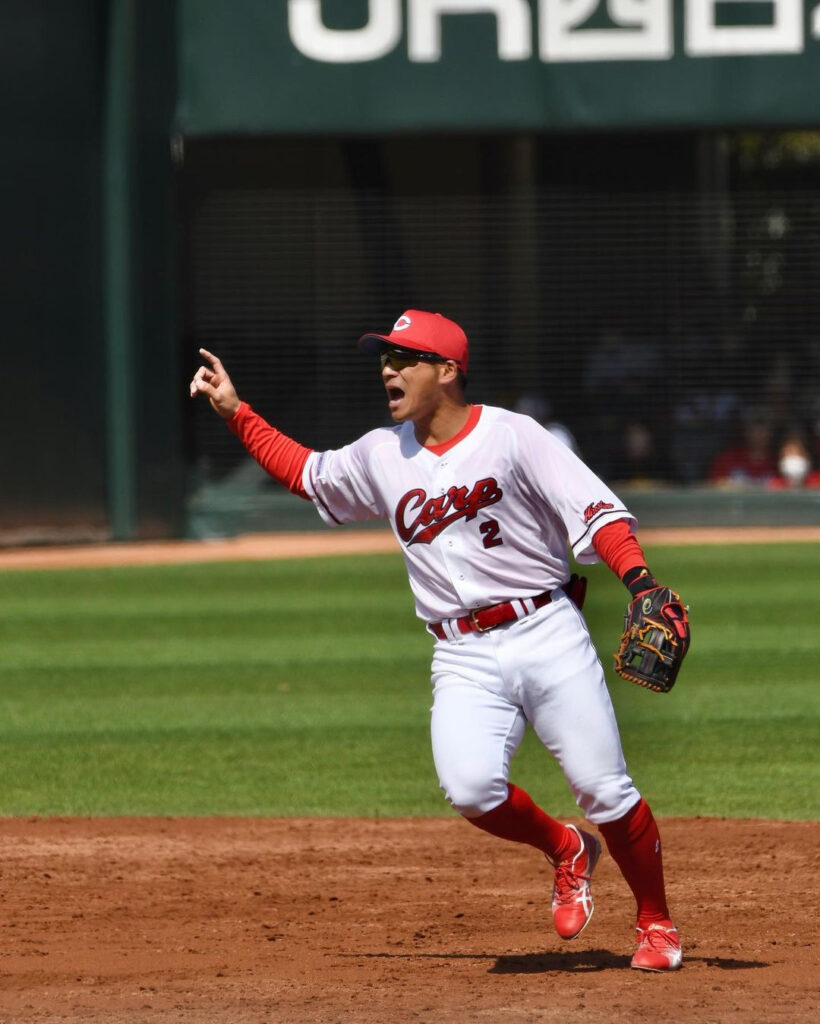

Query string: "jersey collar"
[[425, 405, 483, 456]]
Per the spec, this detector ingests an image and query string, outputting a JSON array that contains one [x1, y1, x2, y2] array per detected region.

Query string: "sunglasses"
[[380, 349, 447, 371]]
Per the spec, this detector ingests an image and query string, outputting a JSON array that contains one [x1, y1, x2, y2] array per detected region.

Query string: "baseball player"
[[190, 310, 684, 971]]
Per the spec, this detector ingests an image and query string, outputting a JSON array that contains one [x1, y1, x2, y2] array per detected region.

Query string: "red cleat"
[[551, 824, 601, 940], [631, 923, 683, 972]]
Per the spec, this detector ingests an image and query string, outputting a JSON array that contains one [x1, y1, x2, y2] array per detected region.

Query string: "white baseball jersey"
[[302, 405, 634, 623]]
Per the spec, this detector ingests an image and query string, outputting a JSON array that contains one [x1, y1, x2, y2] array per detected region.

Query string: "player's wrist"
[[219, 396, 243, 421], [622, 566, 658, 598]]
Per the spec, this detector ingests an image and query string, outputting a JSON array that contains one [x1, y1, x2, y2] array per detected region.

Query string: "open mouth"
[[386, 386, 405, 406]]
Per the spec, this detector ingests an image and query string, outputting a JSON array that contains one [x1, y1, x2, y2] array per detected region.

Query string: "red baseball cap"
[[358, 310, 469, 372]]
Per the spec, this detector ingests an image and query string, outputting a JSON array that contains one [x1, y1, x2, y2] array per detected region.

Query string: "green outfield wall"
[[177, 0, 820, 133], [4, 1, 820, 546], [2, 0, 181, 545]]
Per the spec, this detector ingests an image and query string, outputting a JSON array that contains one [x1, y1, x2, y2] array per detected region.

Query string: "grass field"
[[0, 542, 817, 819]]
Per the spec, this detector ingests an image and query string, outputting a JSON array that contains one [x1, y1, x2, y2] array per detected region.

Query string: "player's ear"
[[439, 360, 461, 386]]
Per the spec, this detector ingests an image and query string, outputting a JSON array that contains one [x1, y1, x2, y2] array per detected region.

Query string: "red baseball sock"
[[468, 783, 577, 863], [598, 797, 672, 927]]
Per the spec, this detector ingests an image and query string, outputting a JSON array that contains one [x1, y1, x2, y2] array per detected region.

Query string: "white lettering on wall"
[[685, 0, 803, 56], [409, 0, 532, 62], [540, 0, 673, 62], [288, 0, 402, 63], [286, 0, 815, 62]]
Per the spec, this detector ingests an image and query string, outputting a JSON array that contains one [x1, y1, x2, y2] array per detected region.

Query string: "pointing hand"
[[189, 348, 241, 420]]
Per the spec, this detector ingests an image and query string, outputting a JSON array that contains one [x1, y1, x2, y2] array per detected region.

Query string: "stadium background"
[[3, 0, 820, 547], [1, 6, 818, 1021]]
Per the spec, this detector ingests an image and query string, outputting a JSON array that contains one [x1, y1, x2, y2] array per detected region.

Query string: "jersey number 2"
[[480, 519, 504, 549]]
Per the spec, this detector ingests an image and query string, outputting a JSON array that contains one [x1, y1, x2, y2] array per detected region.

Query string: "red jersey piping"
[[425, 405, 483, 456]]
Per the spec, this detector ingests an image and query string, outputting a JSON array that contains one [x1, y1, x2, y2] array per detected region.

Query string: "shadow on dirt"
[[489, 951, 769, 974], [340, 950, 770, 974], [489, 949, 630, 973], [683, 956, 770, 970]]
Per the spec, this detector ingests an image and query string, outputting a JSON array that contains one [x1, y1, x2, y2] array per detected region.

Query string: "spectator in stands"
[[609, 419, 668, 486], [767, 430, 820, 490], [671, 387, 740, 484], [513, 393, 581, 456], [709, 411, 778, 487]]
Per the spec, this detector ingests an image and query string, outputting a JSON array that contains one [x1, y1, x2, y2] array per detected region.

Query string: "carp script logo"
[[396, 478, 502, 545], [584, 499, 614, 523]]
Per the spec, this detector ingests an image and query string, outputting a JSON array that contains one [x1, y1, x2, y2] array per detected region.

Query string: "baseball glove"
[[613, 586, 690, 693]]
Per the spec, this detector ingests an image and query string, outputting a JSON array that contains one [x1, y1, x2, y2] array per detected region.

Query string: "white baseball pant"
[[429, 590, 641, 825]]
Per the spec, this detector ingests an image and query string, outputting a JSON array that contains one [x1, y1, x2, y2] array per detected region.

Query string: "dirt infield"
[[2, 524, 820, 571], [2, 529, 817, 1021], [0, 816, 817, 1024]]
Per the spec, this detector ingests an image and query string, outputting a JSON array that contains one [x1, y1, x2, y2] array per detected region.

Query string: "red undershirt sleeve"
[[592, 519, 649, 580], [226, 401, 312, 499]]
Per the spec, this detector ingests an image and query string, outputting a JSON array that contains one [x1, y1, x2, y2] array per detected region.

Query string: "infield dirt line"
[[1, 525, 818, 571]]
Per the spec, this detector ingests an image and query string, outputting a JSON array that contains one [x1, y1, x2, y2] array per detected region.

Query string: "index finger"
[[199, 348, 225, 372]]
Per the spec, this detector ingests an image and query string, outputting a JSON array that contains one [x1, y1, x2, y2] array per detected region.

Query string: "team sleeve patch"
[[583, 500, 614, 523], [570, 504, 634, 558]]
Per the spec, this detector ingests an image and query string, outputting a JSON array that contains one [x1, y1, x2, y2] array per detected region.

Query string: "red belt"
[[429, 590, 553, 640]]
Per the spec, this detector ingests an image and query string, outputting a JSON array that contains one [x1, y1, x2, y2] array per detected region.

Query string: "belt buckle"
[[469, 608, 491, 632]]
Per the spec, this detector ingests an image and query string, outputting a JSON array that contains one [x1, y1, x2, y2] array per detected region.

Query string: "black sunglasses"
[[380, 348, 447, 371]]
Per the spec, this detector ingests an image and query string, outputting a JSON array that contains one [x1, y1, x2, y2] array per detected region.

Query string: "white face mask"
[[779, 453, 810, 484]]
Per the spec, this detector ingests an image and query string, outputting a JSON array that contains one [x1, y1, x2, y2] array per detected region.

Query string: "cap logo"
[[393, 315, 412, 331]]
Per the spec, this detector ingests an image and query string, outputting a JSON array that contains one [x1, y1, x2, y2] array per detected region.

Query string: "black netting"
[[181, 135, 820, 521]]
